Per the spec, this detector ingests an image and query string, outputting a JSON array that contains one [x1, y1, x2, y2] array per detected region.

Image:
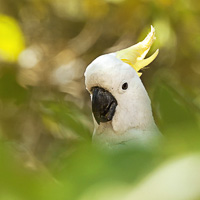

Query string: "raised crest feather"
[[116, 25, 159, 77]]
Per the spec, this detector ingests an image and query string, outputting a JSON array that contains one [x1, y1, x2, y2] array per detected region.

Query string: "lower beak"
[[91, 87, 117, 125]]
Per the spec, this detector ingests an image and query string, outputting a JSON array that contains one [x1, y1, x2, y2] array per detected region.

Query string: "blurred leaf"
[[41, 100, 92, 140], [0, 67, 29, 103], [152, 80, 200, 151], [0, 141, 62, 200], [55, 143, 163, 200]]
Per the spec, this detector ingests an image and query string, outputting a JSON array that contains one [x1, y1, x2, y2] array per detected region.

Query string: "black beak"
[[91, 87, 117, 125]]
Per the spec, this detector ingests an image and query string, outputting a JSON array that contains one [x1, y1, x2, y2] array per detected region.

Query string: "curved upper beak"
[[91, 87, 117, 125]]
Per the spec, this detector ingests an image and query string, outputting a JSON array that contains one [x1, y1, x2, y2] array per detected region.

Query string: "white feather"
[[85, 52, 161, 147]]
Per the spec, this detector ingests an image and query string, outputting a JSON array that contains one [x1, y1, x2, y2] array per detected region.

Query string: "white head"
[[84, 26, 159, 142]]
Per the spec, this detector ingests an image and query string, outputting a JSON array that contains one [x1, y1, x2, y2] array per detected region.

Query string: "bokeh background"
[[0, 0, 200, 199]]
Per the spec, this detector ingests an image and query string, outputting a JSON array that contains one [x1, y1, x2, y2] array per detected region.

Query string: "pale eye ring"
[[122, 82, 128, 90]]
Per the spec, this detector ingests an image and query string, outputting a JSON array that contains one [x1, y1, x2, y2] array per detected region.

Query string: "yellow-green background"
[[0, 0, 200, 199]]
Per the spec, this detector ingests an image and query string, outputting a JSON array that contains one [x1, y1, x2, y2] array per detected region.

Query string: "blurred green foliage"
[[0, 0, 200, 199]]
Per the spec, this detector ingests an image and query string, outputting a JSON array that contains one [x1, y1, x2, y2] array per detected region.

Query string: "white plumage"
[[84, 26, 161, 148]]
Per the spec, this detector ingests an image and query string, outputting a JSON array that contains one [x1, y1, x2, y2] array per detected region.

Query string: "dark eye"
[[122, 82, 128, 90]]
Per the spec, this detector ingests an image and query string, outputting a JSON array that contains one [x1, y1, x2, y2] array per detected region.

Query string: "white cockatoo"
[[84, 26, 161, 148]]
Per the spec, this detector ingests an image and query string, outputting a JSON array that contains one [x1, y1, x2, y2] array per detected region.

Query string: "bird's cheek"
[[112, 105, 127, 134]]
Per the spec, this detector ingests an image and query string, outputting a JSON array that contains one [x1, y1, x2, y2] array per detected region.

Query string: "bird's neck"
[[93, 121, 160, 147]]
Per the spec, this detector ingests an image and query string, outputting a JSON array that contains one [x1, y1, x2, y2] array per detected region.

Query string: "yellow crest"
[[116, 26, 159, 77]]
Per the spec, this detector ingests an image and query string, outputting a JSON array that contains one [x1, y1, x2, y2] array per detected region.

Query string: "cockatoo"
[[84, 26, 161, 148]]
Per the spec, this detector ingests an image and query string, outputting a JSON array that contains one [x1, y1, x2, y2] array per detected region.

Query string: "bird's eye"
[[122, 82, 128, 90]]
